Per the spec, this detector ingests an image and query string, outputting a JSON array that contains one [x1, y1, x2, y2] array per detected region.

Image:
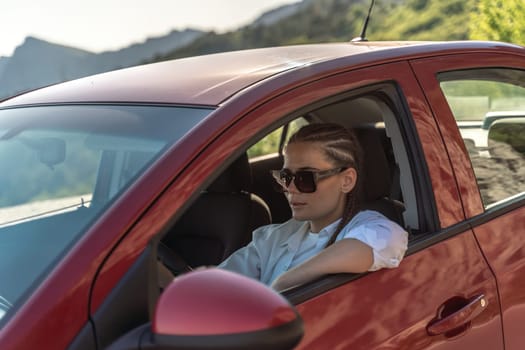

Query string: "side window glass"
[[247, 117, 307, 159], [438, 69, 525, 208]]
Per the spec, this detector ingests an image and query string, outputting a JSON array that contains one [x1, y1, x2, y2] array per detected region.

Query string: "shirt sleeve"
[[217, 231, 262, 280], [340, 212, 408, 271]]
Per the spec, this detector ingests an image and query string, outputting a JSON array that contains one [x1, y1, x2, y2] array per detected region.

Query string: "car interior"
[[158, 86, 428, 282]]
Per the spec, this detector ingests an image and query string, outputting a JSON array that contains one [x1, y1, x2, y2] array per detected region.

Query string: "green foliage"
[[489, 123, 525, 155], [247, 118, 307, 158], [440, 78, 525, 121], [247, 128, 282, 158], [372, 0, 474, 41], [469, 0, 525, 45], [162, 0, 368, 60], [441, 80, 525, 99], [155, 0, 480, 63]]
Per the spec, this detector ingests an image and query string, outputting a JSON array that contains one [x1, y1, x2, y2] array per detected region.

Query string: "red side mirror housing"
[[151, 268, 303, 349], [109, 269, 303, 350]]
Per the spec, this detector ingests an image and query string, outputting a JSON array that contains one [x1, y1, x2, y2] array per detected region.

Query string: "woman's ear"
[[341, 167, 357, 193]]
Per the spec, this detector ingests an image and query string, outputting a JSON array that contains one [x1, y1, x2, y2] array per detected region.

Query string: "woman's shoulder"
[[343, 210, 408, 270], [350, 210, 403, 229], [339, 210, 407, 243]]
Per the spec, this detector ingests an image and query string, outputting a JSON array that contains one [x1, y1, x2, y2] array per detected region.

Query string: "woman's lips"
[[289, 200, 306, 209]]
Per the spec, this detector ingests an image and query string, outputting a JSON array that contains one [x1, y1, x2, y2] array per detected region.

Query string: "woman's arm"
[[271, 238, 373, 291], [218, 241, 262, 280]]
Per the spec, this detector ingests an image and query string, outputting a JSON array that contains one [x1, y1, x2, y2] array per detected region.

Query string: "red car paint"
[[154, 269, 298, 335]]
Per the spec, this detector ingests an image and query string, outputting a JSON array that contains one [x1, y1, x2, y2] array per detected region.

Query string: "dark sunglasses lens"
[[295, 171, 316, 193]]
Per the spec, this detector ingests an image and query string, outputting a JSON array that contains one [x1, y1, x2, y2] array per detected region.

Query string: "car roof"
[[1, 41, 523, 108]]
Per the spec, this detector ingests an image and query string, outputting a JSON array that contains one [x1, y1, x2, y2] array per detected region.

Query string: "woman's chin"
[[291, 210, 309, 222]]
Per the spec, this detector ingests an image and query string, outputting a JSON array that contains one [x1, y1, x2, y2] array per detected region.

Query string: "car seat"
[[162, 153, 272, 267], [355, 127, 405, 226]]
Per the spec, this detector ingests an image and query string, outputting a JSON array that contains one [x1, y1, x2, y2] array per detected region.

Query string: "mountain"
[[0, 56, 9, 80], [250, 0, 310, 27], [0, 37, 97, 99], [0, 0, 318, 100], [94, 29, 204, 70], [156, 0, 471, 62], [0, 0, 475, 100], [0, 29, 203, 99]]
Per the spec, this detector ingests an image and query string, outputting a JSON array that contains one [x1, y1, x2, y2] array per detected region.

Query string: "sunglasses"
[[271, 167, 347, 193]]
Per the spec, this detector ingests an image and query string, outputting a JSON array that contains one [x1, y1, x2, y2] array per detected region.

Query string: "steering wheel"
[[157, 242, 193, 276]]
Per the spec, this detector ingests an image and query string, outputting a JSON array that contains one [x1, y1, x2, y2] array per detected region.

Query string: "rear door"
[[411, 50, 525, 350]]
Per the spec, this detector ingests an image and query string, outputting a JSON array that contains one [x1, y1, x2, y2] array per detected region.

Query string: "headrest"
[[207, 153, 252, 193], [355, 128, 392, 200]]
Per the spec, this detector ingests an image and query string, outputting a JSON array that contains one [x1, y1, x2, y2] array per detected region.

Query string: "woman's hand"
[[271, 238, 373, 292]]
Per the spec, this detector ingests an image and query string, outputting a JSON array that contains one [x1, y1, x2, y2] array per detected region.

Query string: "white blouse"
[[218, 210, 408, 285]]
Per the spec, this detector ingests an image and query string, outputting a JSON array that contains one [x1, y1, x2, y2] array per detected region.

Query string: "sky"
[[0, 0, 299, 57]]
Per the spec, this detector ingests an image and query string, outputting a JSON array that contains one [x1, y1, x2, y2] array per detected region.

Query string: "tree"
[[469, 0, 525, 45]]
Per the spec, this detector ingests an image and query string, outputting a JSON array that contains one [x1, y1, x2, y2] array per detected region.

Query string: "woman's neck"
[[309, 216, 343, 234]]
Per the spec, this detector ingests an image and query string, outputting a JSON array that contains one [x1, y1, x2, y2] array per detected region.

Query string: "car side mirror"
[[108, 269, 303, 350]]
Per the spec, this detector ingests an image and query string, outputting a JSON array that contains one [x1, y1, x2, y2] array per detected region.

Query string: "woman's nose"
[[285, 179, 300, 193]]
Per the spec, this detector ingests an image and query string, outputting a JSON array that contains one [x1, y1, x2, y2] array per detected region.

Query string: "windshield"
[[0, 104, 211, 322]]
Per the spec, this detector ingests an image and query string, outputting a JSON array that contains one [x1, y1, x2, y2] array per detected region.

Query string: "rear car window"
[[438, 68, 525, 208]]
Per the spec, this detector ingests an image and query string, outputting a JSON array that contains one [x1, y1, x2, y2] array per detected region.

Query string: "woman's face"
[[282, 141, 356, 233]]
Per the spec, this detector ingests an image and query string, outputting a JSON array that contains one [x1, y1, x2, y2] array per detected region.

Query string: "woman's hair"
[[287, 123, 364, 247]]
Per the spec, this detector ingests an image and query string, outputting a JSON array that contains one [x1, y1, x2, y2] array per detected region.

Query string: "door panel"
[[471, 207, 525, 350], [282, 58, 504, 349], [411, 51, 525, 350], [294, 231, 502, 349]]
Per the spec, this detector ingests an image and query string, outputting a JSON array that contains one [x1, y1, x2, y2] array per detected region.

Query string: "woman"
[[218, 123, 408, 291]]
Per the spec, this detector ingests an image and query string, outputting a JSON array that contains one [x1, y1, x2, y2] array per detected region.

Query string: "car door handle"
[[426, 294, 488, 336]]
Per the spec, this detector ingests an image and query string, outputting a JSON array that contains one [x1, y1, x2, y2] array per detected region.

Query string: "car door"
[[87, 61, 504, 349], [411, 50, 525, 350], [270, 62, 504, 349]]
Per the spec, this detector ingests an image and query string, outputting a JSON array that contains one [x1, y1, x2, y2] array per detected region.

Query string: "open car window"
[[247, 117, 308, 160], [160, 83, 432, 300]]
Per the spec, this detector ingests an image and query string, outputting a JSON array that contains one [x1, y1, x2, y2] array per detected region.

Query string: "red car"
[[0, 40, 524, 350]]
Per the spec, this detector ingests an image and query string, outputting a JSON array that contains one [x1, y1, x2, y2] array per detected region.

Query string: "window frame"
[[437, 68, 525, 209], [269, 82, 436, 303], [410, 52, 525, 222]]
